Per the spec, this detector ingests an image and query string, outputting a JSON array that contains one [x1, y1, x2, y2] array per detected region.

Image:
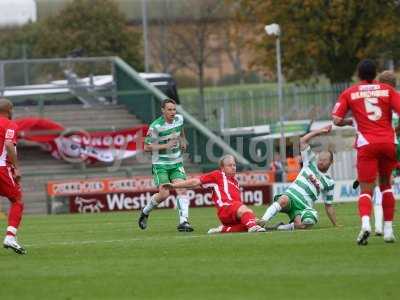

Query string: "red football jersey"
[[332, 80, 400, 148], [0, 117, 18, 167], [199, 170, 241, 209]]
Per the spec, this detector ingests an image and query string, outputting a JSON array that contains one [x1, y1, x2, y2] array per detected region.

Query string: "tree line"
[[0, 0, 143, 70], [239, 0, 400, 83]]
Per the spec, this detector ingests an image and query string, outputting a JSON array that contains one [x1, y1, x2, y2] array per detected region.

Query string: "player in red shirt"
[[332, 59, 400, 245], [0, 98, 26, 254], [163, 154, 266, 233]]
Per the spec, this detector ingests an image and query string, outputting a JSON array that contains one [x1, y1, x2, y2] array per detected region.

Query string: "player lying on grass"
[[351, 70, 399, 237], [163, 154, 266, 233], [259, 125, 338, 231]]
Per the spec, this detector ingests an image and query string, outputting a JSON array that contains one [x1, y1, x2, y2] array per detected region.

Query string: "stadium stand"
[[14, 102, 203, 214], [0, 57, 249, 214]]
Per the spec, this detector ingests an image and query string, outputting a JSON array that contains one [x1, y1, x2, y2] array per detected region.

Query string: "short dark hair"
[[161, 98, 176, 108], [357, 59, 376, 82]]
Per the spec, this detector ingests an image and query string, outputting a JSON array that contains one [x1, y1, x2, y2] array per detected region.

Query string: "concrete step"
[[7, 103, 202, 215], [14, 107, 136, 115], [15, 113, 140, 122], [14, 104, 128, 112], [58, 120, 143, 128], [14, 104, 146, 133]]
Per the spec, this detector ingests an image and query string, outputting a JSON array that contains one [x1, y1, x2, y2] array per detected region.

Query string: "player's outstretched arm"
[[163, 178, 202, 190], [324, 203, 337, 226], [300, 125, 332, 150]]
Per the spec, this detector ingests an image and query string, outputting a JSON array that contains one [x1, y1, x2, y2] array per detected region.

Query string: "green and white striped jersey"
[[285, 146, 335, 208], [145, 114, 184, 166]]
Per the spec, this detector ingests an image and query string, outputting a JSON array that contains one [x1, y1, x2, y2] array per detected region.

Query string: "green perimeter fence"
[[179, 83, 349, 130]]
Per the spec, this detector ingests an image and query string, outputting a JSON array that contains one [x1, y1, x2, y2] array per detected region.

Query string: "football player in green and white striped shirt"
[[260, 125, 338, 230], [138, 99, 194, 232]]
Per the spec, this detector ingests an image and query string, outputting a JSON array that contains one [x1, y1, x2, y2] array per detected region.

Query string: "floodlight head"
[[264, 23, 280, 36]]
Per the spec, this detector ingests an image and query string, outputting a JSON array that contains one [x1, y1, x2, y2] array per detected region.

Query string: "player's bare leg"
[[138, 186, 169, 230]]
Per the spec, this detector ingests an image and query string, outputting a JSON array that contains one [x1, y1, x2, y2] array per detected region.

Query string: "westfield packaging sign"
[[47, 172, 274, 214]]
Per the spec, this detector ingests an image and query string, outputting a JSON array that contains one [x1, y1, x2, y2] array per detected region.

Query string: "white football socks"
[[384, 221, 393, 234], [143, 196, 158, 215], [361, 216, 371, 231], [373, 186, 383, 234], [383, 221, 395, 242], [277, 223, 295, 231], [262, 202, 282, 222], [177, 195, 190, 224]]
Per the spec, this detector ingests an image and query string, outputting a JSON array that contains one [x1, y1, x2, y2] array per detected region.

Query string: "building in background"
[[0, 0, 37, 27], [33, 0, 259, 87]]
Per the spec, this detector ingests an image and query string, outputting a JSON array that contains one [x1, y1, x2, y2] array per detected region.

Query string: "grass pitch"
[[0, 202, 399, 300]]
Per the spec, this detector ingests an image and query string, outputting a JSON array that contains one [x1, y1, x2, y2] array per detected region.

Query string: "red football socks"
[[381, 189, 395, 221], [240, 211, 257, 229], [7, 201, 24, 235], [358, 192, 372, 217]]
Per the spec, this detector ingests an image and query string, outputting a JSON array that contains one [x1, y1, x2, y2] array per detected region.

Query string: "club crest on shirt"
[[307, 174, 321, 193]]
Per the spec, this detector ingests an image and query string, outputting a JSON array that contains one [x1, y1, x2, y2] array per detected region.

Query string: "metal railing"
[[180, 83, 349, 130]]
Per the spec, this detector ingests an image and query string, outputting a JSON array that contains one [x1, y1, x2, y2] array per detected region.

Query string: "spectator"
[[269, 152, 284, 182], [286, 155, 301, 182]]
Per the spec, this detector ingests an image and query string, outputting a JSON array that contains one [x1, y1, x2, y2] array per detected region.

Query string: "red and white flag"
[[15, 117, 148, 164]]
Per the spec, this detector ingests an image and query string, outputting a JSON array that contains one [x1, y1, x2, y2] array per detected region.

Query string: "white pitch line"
[[24, 234, 212, 248], [24, 225, 361, 248]]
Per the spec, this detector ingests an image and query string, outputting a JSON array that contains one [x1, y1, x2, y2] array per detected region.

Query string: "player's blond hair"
[[219, 154, 235, 168], [377, 70, 397, 88]]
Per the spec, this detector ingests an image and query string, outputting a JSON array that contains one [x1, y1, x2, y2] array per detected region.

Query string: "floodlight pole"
[[141, 0, 149, 72], [266, 24, 286, 181]]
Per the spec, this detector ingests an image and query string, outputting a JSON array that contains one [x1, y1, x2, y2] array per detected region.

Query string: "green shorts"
[[152, 163, 186, 186], [273, 193, 318, 225]]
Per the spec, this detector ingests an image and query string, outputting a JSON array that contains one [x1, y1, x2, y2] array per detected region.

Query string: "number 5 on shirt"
[[364, 97, 382, 121]]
